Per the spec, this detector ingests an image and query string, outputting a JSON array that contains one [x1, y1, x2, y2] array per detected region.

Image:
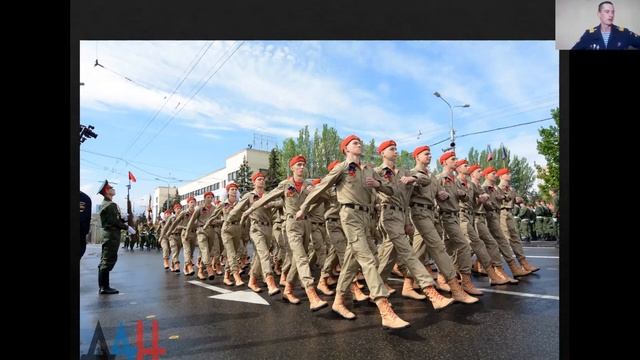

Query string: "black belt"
[[341, 203, 370, 213], [440, 210, 459, 216], [382, 204, 404, 212], [227, 221, 239, 225], [287, 215, 307, 219], [251, 220, 271, 226], [501, 207, 512, 210], [327, 218, 340, 222], [410, 202, 434, 210], [311, 221, 325, 226], [460, 208, 472, 214], [475, 213, 486, 217]]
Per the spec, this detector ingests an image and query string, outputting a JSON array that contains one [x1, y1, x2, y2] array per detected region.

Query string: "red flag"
[[128, 171, 137, 183]]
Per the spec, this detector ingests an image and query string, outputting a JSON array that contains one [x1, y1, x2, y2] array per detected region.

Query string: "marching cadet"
[[244, 155, 328, 311], [97, 180, 129, 295], [456, 161, 508, 286], [164, 204, 184, 273], [496, 168, 540, 273], [307, 178, 328, 270], [518, 202, 532, 242], [184, 192, 217, 280], [215, 182, 245, 286], [534, 199, 545, 241], [177, 197, 199, 276], [297, 135, 410, 329], [436, 151, 482, 297], [233, 171, 282, 296], [367, 141, 456, 307], [468, 165, 514, 284], [482, 167, 530, 278], [158, 209, 173, 269]]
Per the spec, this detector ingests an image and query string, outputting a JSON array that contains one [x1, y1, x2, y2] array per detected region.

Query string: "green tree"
[[466, 145, 535, 195], [318, 124, 341, 176], [280, 138, 297, 177], [397, 150, 414, 170], [536, 107, 559, 199], [266, 147, 283, 191], [362, 138, 377, 166], [311, 128, 322, 178], [237, 156, 253, 194]]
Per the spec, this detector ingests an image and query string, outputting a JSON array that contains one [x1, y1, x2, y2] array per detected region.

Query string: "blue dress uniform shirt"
[[572, 24, 640, 50]]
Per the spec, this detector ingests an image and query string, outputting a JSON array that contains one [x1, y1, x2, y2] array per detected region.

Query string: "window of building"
[[213, 183, 220, 190]]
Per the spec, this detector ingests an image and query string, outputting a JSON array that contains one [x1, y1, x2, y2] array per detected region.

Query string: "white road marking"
[[478, 288, 559, 300]]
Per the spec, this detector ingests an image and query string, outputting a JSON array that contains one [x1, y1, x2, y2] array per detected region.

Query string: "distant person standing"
[[572, 1, 640, 49], [97, 180, 130, 295], [80, 191, 92, 259]]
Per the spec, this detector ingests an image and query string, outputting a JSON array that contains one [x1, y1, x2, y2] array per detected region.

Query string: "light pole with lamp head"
[[433, 91, 470, 151]]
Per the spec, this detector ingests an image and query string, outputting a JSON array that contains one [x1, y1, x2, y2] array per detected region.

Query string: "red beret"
[[496, 168, 510, 177], [412, 145, 430, 158], [439, 151, 456, 164], [327, 160, 341, 171], [340, 134, 361, 154], [289, 155, 306, 168], [481, 166, 496, 177], [204, 191, 214, 198], [186, 196, 196, 203], [377, 140, 397, 154], [164, 210, 172, 216], [468, 164, 481, 174], [454, 159, 468, 168], [226, 182, 238, 191], [311, 178, 321, 186], [173, 203, 183, 209], [251, 171, 265, 182]]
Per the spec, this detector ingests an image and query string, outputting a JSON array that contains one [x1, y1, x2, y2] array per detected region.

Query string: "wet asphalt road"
[[80, 243, 559, 359]]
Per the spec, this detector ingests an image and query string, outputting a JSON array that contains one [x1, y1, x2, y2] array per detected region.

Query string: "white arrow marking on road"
[[188, 280, 270, 305]]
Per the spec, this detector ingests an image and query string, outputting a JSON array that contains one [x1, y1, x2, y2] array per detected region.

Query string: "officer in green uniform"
[[97, 180, 129, 295], [518, 203, 532, 242]]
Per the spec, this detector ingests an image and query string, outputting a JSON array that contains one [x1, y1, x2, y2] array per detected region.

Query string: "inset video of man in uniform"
[[572, 1, 640, 49]]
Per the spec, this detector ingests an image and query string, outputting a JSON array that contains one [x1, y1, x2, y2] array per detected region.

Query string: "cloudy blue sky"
[[80, 41, 558, 212]]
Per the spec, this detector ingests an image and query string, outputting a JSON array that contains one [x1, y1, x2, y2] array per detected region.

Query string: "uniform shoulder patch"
[[617, 25, 625, 32], [588, 27, 596, 33]]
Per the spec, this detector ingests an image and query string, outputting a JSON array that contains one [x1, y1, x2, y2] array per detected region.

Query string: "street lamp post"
[[433, 91, 470, 151]]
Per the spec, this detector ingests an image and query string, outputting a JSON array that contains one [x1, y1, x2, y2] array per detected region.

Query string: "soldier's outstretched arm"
[[228, 194, 252, 222], [244, 185, 284, 218], [184, 207, 201, 235], [299, 164, 344, 214]]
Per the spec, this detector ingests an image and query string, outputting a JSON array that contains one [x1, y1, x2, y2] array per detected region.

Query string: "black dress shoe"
[[99, 287, 119, 295]]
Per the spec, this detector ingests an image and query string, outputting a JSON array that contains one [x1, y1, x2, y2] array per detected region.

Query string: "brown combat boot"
[[273, 260, 282, 276], [384, 283, 397, 296], [233, 271, 245, 286], [265, 275, 280, 296], [306, 287, 328, 311], [197, 265, 207, 280], [471, 259, 488, 276], [206, 264, 216, 280], [518, 256, 540, 273], [332, 294, 356, 320], [508, 259, 531, 277], [163, 258, 170, 270], [486, 265, 509, 285], [184, 263, 195, 276], [354, 280, 365, 290], [197, 256, 202, 269], [460, 272, 483, 296], [173, 261, 181, 273], [317, 277, 335, 296], [495, 265, 519, 284], [423, 285, 455, 310], [376, 298, 410, 330], [391, 264, 404, 278], [279, 272, 288, 287], [282, 282, 301, 304], [351, 282, 369, 302], [214, 261, 223, 275], [248, 274, 262, 292], [223, 270, 234, 286], [436, 273, 451, 292], [401, 277, 426, 300], [448, 278, 479, 304], [326, 275, 337, 286]]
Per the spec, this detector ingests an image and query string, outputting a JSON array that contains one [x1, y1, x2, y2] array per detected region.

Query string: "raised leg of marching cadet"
[[168, 234, 182, 273], [197, 227, 216, 280], [378, 207, 456, 309], [486, 210, 530, 277], [474, 214, 518, 284], [282, 218, 326, 310], [460, 211, 508, 286], [181, 230, 198, 276], [272, 222, 284, 275], [279, 225, 293, 286], [410, 206, 457, 293], [501, 209, 540, 273], [221, 222, 245, 286], [331, 207, 410, 328], [318, 219, 346, 296], [440, 211, 483, 298], [160, 234, 171, 269], [209, 226, 223, 275], [248, 222, 280, 295]]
